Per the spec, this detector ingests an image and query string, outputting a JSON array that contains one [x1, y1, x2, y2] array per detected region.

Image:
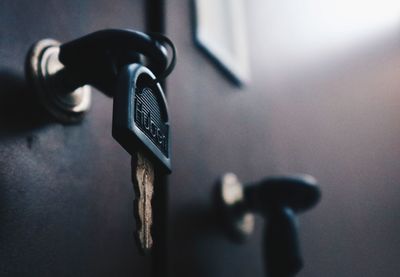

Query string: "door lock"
[[26, 38, 92, 123], [215, 173, 321, 277], [25, 29, 175, 123]]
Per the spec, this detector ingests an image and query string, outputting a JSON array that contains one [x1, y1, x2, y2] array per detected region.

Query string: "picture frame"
[[192, 0, 250, 86]]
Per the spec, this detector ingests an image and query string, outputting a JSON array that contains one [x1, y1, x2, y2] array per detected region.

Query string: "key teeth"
[[131, 153, 154, 254], [132, 198, 144, 255]]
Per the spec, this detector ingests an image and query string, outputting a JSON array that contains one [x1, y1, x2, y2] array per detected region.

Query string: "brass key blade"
[[132, 152, 154, 253]]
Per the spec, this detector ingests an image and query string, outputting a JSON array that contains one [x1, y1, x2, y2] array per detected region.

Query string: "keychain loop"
[[149, 32, 177, 82]]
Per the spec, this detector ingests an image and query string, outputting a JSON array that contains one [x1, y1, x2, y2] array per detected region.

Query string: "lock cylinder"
[[26, 39, 92, 123]]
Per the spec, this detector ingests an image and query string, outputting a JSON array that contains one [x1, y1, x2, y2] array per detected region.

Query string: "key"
[[113, 63, 171, 254]]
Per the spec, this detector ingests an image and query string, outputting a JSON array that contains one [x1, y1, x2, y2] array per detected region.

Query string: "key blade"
[[132, 152, 155, 253]]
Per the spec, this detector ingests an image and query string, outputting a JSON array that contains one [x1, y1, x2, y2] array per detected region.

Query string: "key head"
[[113, 63, 171, 174]]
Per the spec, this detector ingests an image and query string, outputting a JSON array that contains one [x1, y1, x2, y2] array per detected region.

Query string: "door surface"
[[0, 1, 154, 276], [1, 1, 400, 277]]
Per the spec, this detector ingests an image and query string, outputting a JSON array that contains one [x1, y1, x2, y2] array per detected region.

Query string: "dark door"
[[0, 1, 154, 276], [1, 1, 400, 277]]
